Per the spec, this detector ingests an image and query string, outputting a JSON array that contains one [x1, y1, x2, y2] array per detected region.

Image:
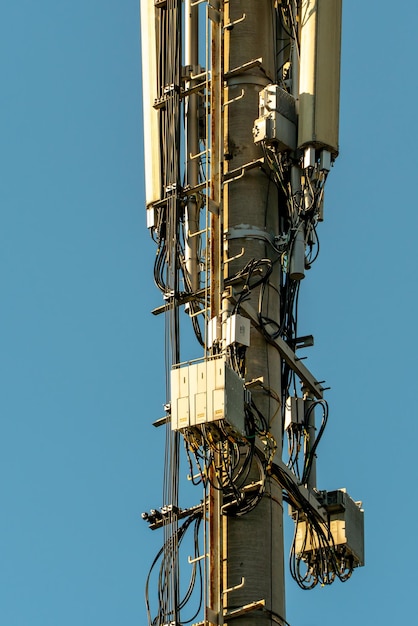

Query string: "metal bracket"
[[223, 89, 244, 108], [187, 472, 202, 481], [295, 334, 314, 349], [208, 0, 221, 23], [267, 450, 328, 522], [188, 553, 208, 564], [223, 578, 245, 595], [188, 226, 208, 238], [189, 305, 208, 319], [206, 607, 219, 626], [143, 502, 204, 531], [224, 599, 266, 621], [223, 158, 265, 185], [224, 58, 263, 80], [190, 148, 209, 161], [224, 248, 245, 264], [224, 13, 246, 31], [208, 198, 219, 215], [236, 299, 324, 399], [183, 181, 207, 196], [181, 79, 210, 98], [152, 415, 169, 428], [151, 287, 208, 317]]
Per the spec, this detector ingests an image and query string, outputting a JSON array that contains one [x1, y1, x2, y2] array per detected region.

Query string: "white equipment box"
[[171, 357, 246, 437]]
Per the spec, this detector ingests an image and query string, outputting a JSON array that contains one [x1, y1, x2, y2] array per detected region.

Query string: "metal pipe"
[[304, 397, 317, 490], [185, 0, 200, 294]]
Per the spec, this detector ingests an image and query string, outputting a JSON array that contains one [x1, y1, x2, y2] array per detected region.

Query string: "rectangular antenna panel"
[[298, 0, 342, 155], [140, 0, 162, 209]]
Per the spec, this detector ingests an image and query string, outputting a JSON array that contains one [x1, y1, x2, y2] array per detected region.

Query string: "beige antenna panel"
[[298, 0, 342, 156], [140, 0, 162, 211]]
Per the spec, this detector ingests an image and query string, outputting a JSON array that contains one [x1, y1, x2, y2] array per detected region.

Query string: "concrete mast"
[[140, 2, 364, 625], [220, 2, 285, 623]]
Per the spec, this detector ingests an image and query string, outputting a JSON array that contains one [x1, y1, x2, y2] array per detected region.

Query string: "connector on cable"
[[142, 502, 204, 531], [141, 505, 180, 528]]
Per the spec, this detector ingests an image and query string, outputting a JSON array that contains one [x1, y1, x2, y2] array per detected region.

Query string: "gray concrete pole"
[[221, 2, 286, 624]]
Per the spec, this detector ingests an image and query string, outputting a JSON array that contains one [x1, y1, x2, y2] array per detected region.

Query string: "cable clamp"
[[227, 225, 275, 246]]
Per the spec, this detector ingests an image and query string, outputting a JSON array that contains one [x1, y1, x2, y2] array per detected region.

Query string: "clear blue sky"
[[1, 1, 416, 625]]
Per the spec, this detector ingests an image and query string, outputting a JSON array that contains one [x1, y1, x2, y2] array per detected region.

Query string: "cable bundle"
[[182, 395, 276, 517], [289, 510, 354, 589], [145, 512, 203, 626]]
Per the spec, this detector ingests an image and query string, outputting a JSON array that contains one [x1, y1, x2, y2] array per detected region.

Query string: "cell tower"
[[140, 2, 364, 625]]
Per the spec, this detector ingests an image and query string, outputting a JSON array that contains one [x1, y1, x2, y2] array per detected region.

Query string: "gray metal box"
[[253, 84, 297, 151], [295, 488, 364, 568], [253, 112, 296, 152], [327, 489, 365, 567], [259, 84, 297, 122]]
